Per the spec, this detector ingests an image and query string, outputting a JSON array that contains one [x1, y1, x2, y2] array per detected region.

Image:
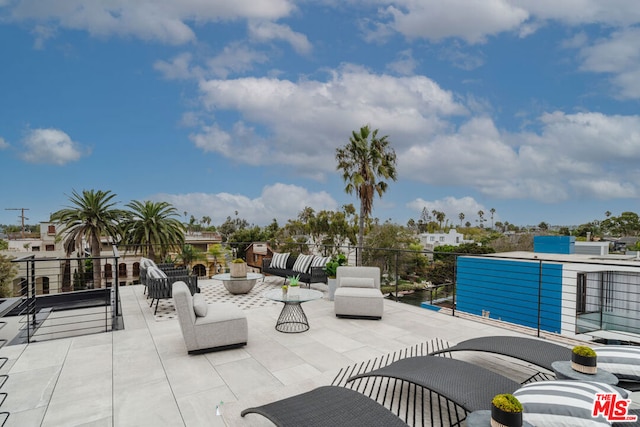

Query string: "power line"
[[5, 208, 30, 239]]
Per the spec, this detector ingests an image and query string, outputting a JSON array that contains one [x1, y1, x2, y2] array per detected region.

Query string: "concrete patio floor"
[[0, 281, 581, 427]]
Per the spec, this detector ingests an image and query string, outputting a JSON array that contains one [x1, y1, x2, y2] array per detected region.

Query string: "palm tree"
[[434, 211, 446, 231], [336, 125, 397, 265], [477, 210, 485, 228], [490, 208, 496, 229], [121, 200, 185, 262], [50, 189, 126, 288], [458, 212, 465, 227]]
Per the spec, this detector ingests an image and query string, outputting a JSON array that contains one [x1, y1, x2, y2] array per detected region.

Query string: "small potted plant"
[[324, 254, 347, 301], [491, 393, 523, 427], [571, 345, 597, 374], [287, 274, 301, 298], [230, 258, 247, 278]]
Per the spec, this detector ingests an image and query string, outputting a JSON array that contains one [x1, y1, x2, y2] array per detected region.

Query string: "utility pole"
[[5, 208, 30, 239]]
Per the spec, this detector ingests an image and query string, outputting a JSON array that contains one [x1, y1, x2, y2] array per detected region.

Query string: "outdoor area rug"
[[151, 277, 282, 321]]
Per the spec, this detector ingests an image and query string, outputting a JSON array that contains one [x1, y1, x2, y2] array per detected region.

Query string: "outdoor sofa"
[[262, 252, 329, 286]]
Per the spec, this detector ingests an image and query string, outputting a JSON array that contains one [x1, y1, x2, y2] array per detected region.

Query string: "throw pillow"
[[513, 380, 631, 426], [293, 254, 314, 273], [593, 346, 640, 381], [270, 252, 290, 270], [340, 277, 375, 288], [147, 266, 167, 279], [192, 293, 208, 317], [311, 256, 331, 268]]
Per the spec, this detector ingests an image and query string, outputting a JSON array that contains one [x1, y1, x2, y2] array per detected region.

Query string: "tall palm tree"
[[336, 125, 397, 265], [121, 200, 185, 262], [50, 189, 126, 288], [458, 212, 465, 227], [490, 208, 496, 229]]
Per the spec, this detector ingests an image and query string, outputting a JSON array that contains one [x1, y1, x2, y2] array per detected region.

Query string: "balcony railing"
[[6, 240, 640, 346], [7, 246, 123, 344]]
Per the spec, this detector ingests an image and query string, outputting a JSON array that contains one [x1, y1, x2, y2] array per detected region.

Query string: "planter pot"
[[571, 352, 597, 374], [288, 285, 300, 298], [230, 262, 247, 278], [328, 278, 338, 301], [491, 403, 522, 427]]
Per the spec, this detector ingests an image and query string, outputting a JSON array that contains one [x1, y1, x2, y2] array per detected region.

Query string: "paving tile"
[[214, 358, 283, 400], [175, 384, 238, 427], [162, 354, 225, 398], [113, 378, 184, 427]]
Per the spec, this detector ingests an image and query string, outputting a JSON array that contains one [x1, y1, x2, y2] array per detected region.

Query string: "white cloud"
[[516, 0, 640, 27], [7, 0, 295, 45], [575, 27, 640, 99], [400, 111, 640, 202], [205, 42, 270, 78], [192, 66, 467, 175], [248, 20, 312, 55], [151, 183, 336, 226], [386, 49, 418, 75], [407, 196, 488, 225], [368, 1, 640, 47], [382, 0, 529, 44], [154, 52, 199, 80], [0, 137, 9, 149], [20, 128, 87, 165]]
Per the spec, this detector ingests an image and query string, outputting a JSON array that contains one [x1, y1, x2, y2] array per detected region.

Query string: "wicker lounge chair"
[[429, 335, 572, 382], [241, 385, 408, 427], [346, 355, 520, 415]]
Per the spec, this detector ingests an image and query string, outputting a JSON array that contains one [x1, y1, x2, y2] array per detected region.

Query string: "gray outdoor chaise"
[[429, 335, 572, 382], [241, 385, 408, 427], [346, 355, 520, 415]]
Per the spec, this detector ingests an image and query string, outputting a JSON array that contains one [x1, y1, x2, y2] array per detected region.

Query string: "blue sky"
[[1, 1, 640, 229]]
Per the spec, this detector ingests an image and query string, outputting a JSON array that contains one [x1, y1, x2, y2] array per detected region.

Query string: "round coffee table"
[[551, 360, 618, 385], [263, 288, 323, 333], [212, 272, 263, 294]]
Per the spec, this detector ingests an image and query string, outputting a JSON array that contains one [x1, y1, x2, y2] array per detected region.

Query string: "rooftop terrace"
[[0, 277, 590, 427]]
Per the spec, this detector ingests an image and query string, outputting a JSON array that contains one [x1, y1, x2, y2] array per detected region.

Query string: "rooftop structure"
[[0, 279, 589, 426]]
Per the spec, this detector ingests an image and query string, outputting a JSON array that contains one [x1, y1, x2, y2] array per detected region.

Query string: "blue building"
[[455, 236, 640, 341]]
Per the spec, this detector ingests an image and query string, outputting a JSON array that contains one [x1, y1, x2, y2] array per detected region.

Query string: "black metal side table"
[[263, 289, 323, 333]]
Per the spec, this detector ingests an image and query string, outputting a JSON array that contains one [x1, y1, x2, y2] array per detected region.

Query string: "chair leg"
[[154, 299, 160, 315]]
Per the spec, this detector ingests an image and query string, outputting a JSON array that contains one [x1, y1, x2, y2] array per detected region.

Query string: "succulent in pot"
[[491, 393, 523, 427], [571, 345, 597, 374], [230, 258, 247, 278]]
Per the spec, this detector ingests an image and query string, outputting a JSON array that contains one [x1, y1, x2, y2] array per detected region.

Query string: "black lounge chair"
[[346, 356, 520, 415], [241, 385, 408, 427], [429, 335, 572, 382]]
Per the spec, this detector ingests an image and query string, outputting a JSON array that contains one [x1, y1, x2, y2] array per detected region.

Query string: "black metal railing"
[[9, 246, 122, 344], [13, 239, 639, 345]]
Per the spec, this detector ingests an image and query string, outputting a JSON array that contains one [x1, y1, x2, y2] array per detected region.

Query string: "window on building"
[[133, 263, 140, 277], [577, 273, 587, 314], [42, 277, 50, 294], [32, 246, 40, 251], [105, 264, 112, 279], [47, 225, 56, 234], [45, 244, 55, 251], [430, 236, 435, 242], [118, 263, 127, 278]]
